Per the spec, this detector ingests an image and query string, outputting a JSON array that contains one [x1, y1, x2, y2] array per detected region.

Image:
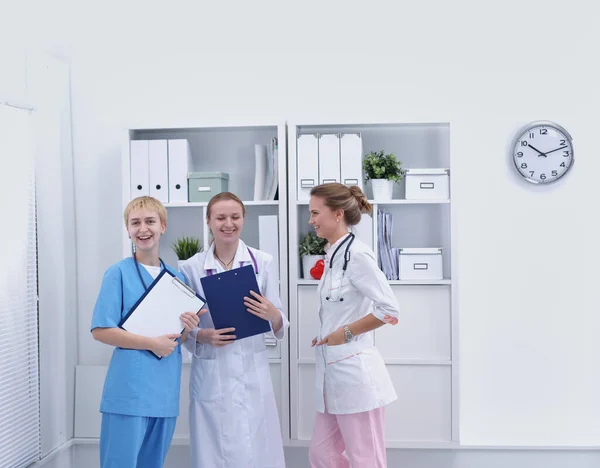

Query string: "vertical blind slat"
[[0, 105, 40, 466]]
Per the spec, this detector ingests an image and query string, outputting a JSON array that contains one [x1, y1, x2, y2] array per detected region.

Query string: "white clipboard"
[[120, 269, 205, 352]]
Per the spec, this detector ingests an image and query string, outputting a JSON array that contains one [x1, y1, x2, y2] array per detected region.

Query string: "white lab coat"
[[180, 240, 288, 468], [315, 234, 399, 415]]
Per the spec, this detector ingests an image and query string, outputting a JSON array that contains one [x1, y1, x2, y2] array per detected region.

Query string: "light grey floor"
[[30, 442, 600, 468]]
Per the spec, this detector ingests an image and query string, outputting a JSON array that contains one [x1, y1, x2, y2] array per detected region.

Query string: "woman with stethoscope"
[[308, 183, 400, 468], [179, 192, 288, 468]]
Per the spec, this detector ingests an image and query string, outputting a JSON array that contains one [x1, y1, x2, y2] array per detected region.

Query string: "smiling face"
[[127, 208, 165, 254], [207, 199, 245, 246], [309, 195, 344, 242]]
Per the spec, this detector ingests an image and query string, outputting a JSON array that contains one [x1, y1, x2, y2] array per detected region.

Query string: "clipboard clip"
[[172, 277, 196, 298]]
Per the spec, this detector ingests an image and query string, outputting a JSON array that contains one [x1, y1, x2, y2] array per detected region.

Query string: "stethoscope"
[[325, 233, 355, 302], [206, 247, 259, 276], [133, 251, 166, 290]]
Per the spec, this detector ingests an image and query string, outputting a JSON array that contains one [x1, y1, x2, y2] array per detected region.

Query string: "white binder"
[[149, 140, 169, 203], [253, 144, 267, 201], [318, 134, 340, 184], [352, 213, 373, 250], [167, 139, 192, 203], [297, 134, 319, 201], [258, 215, 280, 349], [340, 133, 363, 190], [258, 215, 279, 275], [130, 140, 150, 198]]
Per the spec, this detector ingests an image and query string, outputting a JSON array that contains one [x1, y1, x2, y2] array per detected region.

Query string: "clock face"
[[512, 122, 574, 184]]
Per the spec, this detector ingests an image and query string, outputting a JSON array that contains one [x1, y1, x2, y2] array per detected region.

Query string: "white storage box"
[[399, 248, 443, 280], [405, 168, 449, 199]]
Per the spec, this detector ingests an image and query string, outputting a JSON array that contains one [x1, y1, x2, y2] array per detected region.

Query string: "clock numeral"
[[529, 132, 535, 139], [560, 162, 566, 167], [529, 171, 535, 177], [560, 139, 566, 146], [520, 141, 528, 147], [563, 150, 570, 157], [520, 163, 528, 169], [552, 170, 558, 176], [540, 128, 548, 135], [540, 173, 546, 180], [517, 151, 524, 158]]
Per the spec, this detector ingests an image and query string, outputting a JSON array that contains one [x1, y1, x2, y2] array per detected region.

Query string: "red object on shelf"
[[310, 259, 325, 280]]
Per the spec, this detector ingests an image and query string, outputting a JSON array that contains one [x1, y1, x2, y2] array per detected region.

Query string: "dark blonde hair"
[[206, 192, 246, 219], [123, 196, 167, 227], [310, 183, 372, 226]]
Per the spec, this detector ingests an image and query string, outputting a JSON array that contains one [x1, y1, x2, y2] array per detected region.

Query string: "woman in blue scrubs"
[[91, 196, 202, 468]]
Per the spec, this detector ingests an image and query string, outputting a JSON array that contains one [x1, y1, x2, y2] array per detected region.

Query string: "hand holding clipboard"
[[120, 269, 207, 359], [201, 265, 273, 341]]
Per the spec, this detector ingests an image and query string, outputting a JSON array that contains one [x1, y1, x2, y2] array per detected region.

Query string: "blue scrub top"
[[91, 257, 183, 418]]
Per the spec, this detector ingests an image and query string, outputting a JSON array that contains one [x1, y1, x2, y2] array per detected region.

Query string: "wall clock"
[[511, 121, 574, 184]]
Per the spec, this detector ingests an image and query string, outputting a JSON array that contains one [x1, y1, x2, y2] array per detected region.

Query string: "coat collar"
[[324, 232, 351, 265], [204, 239, 251, 272]]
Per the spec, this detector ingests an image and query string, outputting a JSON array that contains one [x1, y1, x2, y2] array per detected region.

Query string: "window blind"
[[0, 105, 40, 468]]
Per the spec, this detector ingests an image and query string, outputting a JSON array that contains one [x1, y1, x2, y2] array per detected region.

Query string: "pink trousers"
[[308, 406, 386, 468]]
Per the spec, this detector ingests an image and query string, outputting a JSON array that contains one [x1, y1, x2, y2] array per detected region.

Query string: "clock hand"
[[543, 145, 570, 156], [527, 144, 547, 157]]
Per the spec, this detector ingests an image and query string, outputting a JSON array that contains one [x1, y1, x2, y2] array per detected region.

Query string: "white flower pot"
[[371, 179, 394, 201], [177, 260, 186, 272], [302, 254, 325, 279]]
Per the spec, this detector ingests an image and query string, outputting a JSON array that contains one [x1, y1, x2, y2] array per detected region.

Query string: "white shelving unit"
[[287, 121, 457, 448], [121, 122, 290, 444]]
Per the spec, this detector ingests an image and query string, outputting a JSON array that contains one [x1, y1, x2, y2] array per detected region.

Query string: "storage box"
[[399, 248, 443, 280], [188, 172, 229, 202], [405, 168, 449, 199]]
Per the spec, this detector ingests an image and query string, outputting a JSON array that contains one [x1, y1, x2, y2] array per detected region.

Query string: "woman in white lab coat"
[[307, 183, 400, 468], [180, 192, 288, 468]]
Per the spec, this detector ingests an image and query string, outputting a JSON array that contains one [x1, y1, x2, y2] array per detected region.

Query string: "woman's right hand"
[[311, 337, 317, 347], [150, 334, 181, 357], [196, 328, 237, 347]]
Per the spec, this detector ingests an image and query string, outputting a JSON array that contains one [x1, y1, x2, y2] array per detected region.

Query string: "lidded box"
[[405, 168, 449, 199], [188, 172, 229, 202], [398, 248, 443, 280]]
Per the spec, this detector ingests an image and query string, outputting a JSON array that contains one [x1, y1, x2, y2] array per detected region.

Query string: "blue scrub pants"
[[100, 412, 177, 468]]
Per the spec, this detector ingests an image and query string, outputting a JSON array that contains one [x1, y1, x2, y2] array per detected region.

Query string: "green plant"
[[171, 236, 203, 260], [363, 150, 404, 182], [298, 231, 327, 257]]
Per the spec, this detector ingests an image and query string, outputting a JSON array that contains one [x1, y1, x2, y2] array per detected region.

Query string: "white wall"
[[61, 0, 600, 446]]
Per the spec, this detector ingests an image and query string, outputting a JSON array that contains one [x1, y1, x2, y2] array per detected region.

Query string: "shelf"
[[297, 199, 449, 205], [165, 200, 279, 208], [297, 279, 451, 285], [389, 279, 451, 285], [297, 358, 452, 366]]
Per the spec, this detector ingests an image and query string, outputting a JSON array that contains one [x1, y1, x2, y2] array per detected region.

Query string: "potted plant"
[[172, 235, 203, 270], [363, 150, 404, 200], [298, 231, 327, 279]]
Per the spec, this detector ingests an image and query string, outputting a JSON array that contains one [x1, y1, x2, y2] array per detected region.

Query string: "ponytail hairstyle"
[[310, 183, 372, 226]]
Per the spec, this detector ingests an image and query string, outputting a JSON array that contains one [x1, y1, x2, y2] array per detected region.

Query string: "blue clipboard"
[[200, 264, 270, 340]]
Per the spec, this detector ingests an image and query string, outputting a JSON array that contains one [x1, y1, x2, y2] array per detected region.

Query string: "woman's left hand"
[[316, 327, 345, 346], [180, 310, 202, 332], [244, 291, 281, 323]]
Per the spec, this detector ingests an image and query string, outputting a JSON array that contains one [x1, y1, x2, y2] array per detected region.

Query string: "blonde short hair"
[[123, 196, 168, 227]]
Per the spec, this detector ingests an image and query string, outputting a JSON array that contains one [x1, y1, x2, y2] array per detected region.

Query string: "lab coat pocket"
[[190, 358, 219, 402], [325, 341, 371, 388], [325, 341, 363, 365]]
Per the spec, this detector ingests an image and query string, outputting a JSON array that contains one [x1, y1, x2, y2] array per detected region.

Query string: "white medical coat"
[[180, 240, 288, 468], [315, 234, 399, 415]]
